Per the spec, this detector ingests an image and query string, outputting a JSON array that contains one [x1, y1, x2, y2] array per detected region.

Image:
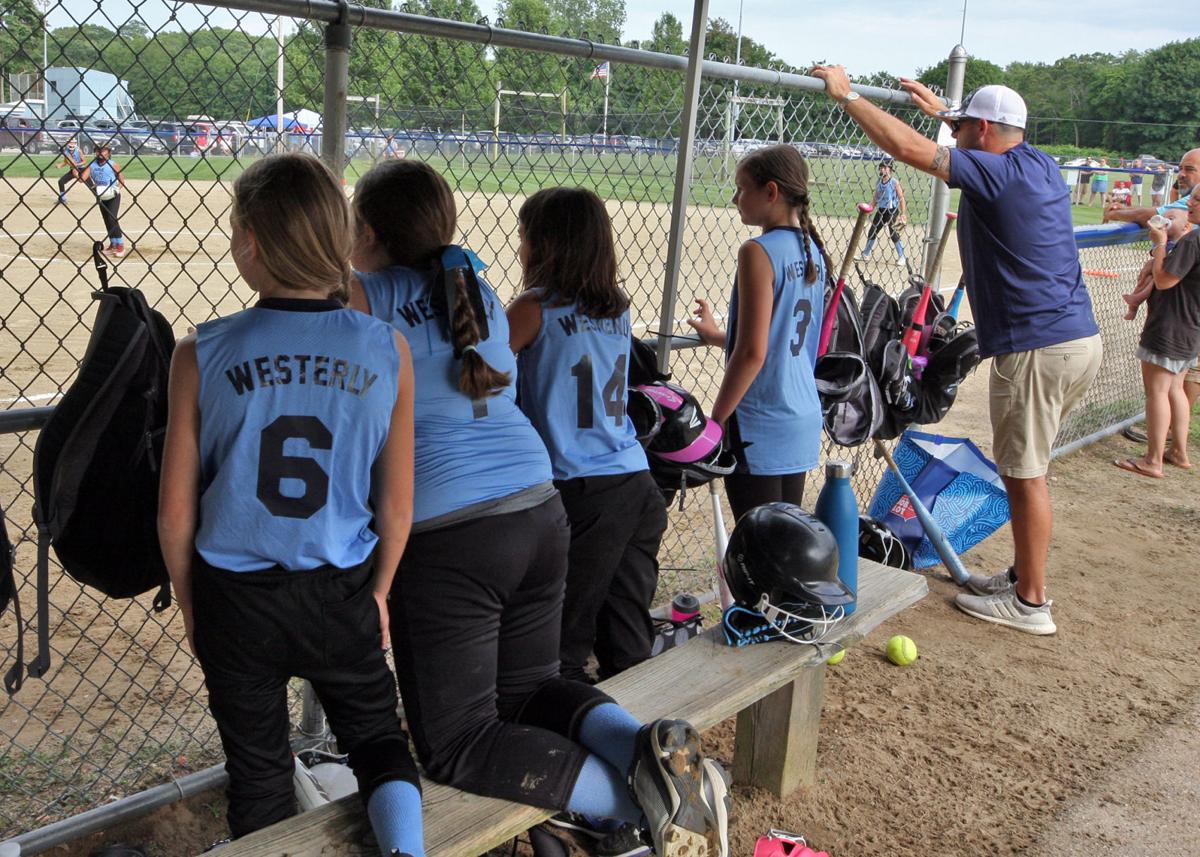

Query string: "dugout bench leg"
[[732, 665, 825, 797]]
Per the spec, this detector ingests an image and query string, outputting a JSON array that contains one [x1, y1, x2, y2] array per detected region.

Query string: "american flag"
[[590, 61, 610, 81]]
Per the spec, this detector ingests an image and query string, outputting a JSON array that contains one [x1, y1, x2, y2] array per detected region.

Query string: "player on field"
[[688, 144, 830, 522], [348, 160, 730, 857], [158, 153, 424, 855]]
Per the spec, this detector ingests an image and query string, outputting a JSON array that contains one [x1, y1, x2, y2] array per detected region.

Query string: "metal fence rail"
[[0, 0, 1150, 843]]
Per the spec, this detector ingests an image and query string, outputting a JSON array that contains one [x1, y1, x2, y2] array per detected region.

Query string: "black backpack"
[[19, 243, 174, 691], [814, 280, 883, 447]]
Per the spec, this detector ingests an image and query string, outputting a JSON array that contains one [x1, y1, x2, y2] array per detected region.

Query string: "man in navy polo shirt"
[[810, 67, 1102, 636]]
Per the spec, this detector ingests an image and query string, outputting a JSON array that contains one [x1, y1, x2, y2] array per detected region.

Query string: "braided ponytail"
[[797, 208, 834, 286], [449, 266, 511, 399], [738, 144, 832, 283]]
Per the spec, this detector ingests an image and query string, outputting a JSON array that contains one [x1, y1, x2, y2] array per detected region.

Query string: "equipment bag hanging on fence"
[[814, 279, 883, 447], [21, 243, 175, 690]]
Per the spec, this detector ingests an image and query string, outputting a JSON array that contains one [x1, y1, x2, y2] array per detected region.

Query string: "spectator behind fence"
[[809, 68, 1102, 636], [1130, 158, 1145, 205], [1074, 157, 1096, 205], [1122, 209, 1193, 320], [1088, 158, 1110, 206], [1151, 161, 1171, 207], [1105, 149, 1198, 226], [1114, 191, 1200, 478]]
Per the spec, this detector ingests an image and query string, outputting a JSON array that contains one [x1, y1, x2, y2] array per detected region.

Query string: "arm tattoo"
[[931, 145, 950, 173]]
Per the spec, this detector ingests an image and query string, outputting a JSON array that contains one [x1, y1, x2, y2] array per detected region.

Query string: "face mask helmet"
[[634, 382, 736, 491], [723, 502, 854, 644]]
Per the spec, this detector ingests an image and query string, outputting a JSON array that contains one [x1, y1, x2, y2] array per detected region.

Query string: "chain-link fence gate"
[[0, 0, 1153, 844]]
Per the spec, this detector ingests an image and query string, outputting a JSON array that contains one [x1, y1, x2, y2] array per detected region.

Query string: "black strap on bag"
[[26, 243, 173, 687], [1, 505, 23, 694]]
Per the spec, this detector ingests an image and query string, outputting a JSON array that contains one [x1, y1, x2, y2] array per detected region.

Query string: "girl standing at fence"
[[348, 160, 730, 857], [507, 187, 668, 689], [80, 144, 127, 256], [158, 153, 425, 856], [688, 144, 830, 522]]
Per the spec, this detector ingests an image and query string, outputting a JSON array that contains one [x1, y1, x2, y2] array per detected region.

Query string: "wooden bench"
[[211, 559, 926, 857]]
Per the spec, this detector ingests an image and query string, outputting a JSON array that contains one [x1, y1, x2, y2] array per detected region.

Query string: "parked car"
[[147, 120, 196, 155], [0, 114, 43, 152]]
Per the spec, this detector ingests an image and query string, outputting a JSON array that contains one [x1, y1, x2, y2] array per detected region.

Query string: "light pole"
[[731, 0, 744, 139], [39, 0, 50, 113], [276, 15, 285, 153]]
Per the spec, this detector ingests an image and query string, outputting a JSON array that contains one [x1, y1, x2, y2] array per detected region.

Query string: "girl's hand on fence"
[[898, 78, 948, 118], [687, 298, 723, 346], [374, 590, 391, 651]]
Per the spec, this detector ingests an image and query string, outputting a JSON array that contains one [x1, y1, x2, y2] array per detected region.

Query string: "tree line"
[[2, 0, 1196, 157]]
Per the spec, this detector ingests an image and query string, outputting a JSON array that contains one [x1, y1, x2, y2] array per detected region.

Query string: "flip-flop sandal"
[[1121, 426, 1148, 443], [1113, 457, 1163, 478]]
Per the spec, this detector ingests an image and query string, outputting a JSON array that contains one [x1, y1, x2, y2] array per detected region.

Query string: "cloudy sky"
[[625, 0, 1181, 78]]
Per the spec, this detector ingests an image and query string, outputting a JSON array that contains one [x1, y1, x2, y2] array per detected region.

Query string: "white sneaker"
[[954, 590, 1056, 635], [895, 258, 907, 268], [857, 253, 870, 261], [965, 567, 1015, 596]]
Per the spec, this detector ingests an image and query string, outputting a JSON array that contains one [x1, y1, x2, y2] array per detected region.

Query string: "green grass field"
[[1, 149, 1122, 226]]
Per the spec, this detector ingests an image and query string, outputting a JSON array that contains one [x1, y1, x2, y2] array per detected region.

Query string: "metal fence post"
[[922, 44, 967, 288], [320, 1, 352, 176], [655, 0, 712, 375]]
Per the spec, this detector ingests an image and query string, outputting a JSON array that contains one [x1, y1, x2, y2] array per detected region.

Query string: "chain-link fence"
[[0, 0, 1152, 844]]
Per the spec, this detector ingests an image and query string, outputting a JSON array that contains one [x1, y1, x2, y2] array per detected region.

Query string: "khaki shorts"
[[989, 334, 1103, 478], [1187, 358, 1200, 387]]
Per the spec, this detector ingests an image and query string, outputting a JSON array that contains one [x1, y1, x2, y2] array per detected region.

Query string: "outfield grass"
[[0, 149, 1118, 226]]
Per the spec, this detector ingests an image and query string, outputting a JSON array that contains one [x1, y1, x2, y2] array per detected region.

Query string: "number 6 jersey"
[[194, 298, 399, 572], [725, 227, 825, 475], [516, 295, 648, 480]]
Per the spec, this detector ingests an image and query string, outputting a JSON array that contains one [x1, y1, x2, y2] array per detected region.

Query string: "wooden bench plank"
[[209, 560, 926, 857]]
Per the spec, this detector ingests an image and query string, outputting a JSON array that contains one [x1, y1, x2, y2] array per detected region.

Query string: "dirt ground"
[[9, 173, 1199, 856], [35, 340, 1200, 857]]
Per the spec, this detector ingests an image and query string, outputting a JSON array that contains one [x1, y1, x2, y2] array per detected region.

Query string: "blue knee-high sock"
[[578, 702, 641, 774], [565, 754, 642, 823], [862, 239, 875, 255], [894, 238, 905, 259], [366, 780, 425, 857]]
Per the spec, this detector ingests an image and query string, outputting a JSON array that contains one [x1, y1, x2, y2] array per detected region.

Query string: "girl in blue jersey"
[[859, 160, 907, 266], [158, 154, 424, 856], [689, 144, 831, 522], [507, 187, 668, 687], [80, 144, 127, 256], [349, 161, 730, 857]]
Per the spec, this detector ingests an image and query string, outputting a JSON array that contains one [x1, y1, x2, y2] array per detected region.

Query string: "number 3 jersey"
[[516, 296, 648, 481], [194, 298, 400, 572], [725, 226, 825, 475]]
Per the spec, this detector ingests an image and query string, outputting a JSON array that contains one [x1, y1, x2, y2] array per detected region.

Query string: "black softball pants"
[[866, 207, 902, 244], [389, 495, 614, 810], [97, 194, 122, 242], [193, 556, 419, 839], [556, 470, 667, 683], [57, 170, 92, 193]]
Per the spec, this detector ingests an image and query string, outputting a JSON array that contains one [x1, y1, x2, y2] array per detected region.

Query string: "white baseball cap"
[[937, 85, 1027, 130]]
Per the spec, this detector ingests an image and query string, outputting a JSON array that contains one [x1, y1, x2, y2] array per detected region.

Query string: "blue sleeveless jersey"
[[194, 300, 400, 572], [90, 159, 117, 189], [725, 227, 825, 475], [357, 265, 553, 522], [517, 296, 648, 480], [875, 177, 900, 210]]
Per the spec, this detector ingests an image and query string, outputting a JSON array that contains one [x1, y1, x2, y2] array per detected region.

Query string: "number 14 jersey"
[[194, 299, 399, 572], [517, 296, 648, 481]]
